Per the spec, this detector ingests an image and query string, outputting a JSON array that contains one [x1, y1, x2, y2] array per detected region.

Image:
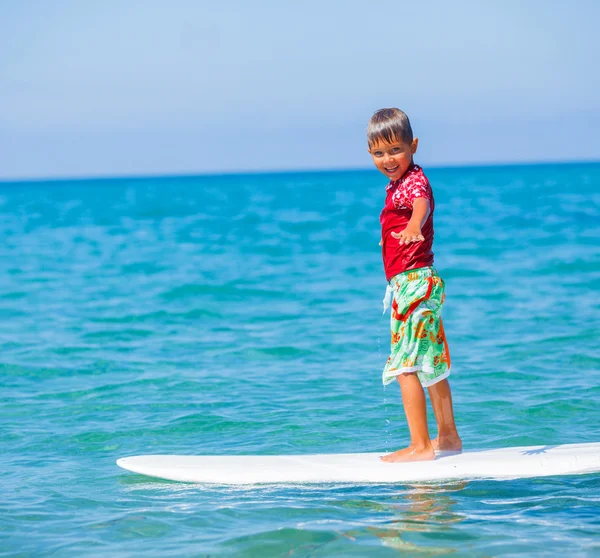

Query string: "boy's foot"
[[431, 435, 462, 453], [380, 444, 435, 463]]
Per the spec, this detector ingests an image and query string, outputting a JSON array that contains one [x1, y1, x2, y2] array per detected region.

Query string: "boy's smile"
[[369, 137, 419, 181]]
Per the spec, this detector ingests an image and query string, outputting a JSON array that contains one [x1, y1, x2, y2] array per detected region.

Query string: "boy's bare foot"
[[431, 435, 462, 453], [380, 444, 435, 463]]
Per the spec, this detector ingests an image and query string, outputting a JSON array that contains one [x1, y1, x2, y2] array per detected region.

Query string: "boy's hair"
[[367, 108, 413, 148]]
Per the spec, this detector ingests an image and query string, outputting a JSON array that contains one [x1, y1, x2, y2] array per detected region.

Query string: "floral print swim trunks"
[[382, 266, 451, 387]]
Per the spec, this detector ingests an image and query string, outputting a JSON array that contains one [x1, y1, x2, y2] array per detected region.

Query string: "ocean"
[[1, 163, 599, 556]]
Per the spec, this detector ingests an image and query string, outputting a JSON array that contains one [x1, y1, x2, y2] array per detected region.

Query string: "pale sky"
[[1, 0, 599, 180]]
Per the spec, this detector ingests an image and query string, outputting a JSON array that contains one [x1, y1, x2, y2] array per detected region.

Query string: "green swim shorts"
[[382, 266, 451, 387]]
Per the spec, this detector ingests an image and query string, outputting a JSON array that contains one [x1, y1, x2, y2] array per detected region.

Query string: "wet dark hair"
[[367, 108, 413, 148]]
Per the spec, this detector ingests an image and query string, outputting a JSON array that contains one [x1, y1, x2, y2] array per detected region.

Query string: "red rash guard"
[[380, 164, 435, 281]]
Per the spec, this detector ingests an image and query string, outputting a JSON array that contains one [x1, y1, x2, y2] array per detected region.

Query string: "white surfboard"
[[116, 442, 600, 485]]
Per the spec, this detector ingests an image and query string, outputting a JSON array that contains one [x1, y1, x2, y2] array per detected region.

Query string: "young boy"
[[368, 108, 462, 462]]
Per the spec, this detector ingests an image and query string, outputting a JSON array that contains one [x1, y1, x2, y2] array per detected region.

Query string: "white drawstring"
[[382, 283, 394, 314]]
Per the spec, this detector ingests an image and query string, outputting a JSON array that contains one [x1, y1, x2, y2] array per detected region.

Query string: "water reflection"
[[367, 482, 467, 554], [310, 482, 467, 555]]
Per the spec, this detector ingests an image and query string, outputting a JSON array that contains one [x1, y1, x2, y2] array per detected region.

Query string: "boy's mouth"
[[385, 165, 399, 174]]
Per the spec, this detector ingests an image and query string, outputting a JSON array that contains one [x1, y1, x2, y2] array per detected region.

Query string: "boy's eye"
[[392, 147, 401, 153], [374, 151, 383, 157]]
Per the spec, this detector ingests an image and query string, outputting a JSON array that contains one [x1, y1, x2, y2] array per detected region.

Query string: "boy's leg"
[[381, 372, 435, 462], [427, 379, 462, 452]]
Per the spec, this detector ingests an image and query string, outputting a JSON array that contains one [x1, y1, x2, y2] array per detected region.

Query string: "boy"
[[368, 108, 462, 462]]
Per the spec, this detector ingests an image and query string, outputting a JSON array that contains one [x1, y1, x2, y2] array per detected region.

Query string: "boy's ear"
[[411, 138, 419, 154]]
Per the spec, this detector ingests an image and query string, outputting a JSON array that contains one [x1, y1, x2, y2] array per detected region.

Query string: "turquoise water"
[[1, 163, 599, 556]]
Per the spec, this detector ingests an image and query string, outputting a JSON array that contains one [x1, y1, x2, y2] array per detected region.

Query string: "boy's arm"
[[391, 197, 430, 245]]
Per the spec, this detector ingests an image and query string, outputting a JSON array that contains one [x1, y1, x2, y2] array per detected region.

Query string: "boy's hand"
[[391, 226, 424, 245]]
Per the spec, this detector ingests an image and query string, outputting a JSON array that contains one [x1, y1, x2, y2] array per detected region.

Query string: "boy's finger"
[[391, 232, 402, 239]]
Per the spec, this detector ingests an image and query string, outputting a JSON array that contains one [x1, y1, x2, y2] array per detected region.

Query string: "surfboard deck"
[[116, 442, 600, 485]]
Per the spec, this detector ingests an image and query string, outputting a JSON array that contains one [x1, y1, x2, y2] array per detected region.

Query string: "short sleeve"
[[391, 171, 431, 210]]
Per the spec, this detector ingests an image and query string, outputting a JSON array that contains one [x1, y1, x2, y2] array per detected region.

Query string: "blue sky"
[[1, 0, 599, 179]]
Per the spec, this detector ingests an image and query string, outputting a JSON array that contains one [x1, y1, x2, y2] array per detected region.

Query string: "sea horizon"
[[1, 157, 599, 185]]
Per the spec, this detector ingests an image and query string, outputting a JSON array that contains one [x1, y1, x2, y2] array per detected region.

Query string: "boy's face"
[[369, 137, 418, 181]]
